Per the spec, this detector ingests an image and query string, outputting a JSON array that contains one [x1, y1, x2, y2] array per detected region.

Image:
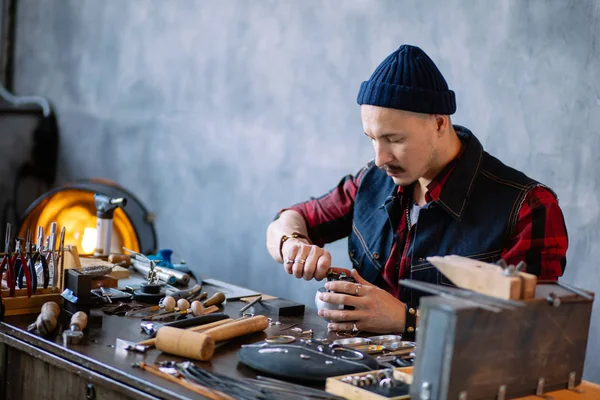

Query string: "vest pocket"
[[349, 250, 365, 275]]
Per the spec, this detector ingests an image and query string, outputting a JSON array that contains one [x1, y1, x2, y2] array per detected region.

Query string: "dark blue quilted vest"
[[348, 126, 551, 309]]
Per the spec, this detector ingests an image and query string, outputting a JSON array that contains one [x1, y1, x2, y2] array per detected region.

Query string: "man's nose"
[[374, 141, 393, 168]]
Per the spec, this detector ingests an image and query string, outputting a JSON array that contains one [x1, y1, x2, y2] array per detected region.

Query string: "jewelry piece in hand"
[[354, 283, 361, 296], [352, 323, 359, 333], [293, 259, 306, 264], [284, 258, 293, 264]]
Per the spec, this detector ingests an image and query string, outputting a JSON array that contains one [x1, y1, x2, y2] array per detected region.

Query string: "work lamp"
[[17, 179, 157, 256]]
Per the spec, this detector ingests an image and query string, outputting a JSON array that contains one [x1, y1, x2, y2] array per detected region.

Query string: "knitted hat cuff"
[[357, 81, 456, 115]]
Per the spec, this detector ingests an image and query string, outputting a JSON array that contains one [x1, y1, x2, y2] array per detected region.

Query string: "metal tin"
[[333, 337, 372, 347], [368, 334, 403, 345], [265, 335, 296, 344]]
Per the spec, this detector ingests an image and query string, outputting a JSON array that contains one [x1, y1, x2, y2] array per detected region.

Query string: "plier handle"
[[13, 237, 33, 297], [17, 231, 37, 295], [1, 223, 16, 297]]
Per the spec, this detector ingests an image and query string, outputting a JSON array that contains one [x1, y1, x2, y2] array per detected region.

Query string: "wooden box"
[[411, 283, 594, 400], [1, 287, 63, 316], [326, 367, 413, 400]]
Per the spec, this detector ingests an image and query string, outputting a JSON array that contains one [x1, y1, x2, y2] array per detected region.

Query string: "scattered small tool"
[[62, 311, 88, 346], [116, 338, 149, 353], [169, 284, 202, 301], [239, 295, 262, 313], [149, 300, 205, 321], [125, 296, 177, 317], [140, 313, 230, 337], [27, 301, 60, 336]]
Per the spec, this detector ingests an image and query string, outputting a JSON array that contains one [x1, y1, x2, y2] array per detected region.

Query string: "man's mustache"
[[380, 165, 405, 174]]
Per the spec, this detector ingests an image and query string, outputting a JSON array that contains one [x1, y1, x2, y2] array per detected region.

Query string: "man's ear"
[[433, 114, 449, 135]]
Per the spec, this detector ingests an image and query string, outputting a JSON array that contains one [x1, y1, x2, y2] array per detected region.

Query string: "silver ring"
[[293, 259, 306, 264], [354, 283, 361, 296], [284, 258, 293, 264]]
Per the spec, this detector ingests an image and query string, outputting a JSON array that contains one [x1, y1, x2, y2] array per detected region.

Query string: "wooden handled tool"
[[108, 254, 132, 266], [155, 315, 268, 360], [203, 292, 226, 307], [63, 311, 88, 345], [170, 284, 202, 301], [137, 316, 236, 347], [27, 301, 60, 336]]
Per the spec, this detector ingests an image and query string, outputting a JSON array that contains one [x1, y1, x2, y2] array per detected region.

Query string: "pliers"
[[13, 236, 33, 297], [0, 223, 17, 297], [28, 227, 49, 289], [17, 231, 38, 294]]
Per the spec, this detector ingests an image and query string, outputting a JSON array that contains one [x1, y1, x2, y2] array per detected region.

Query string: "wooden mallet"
[[155, 315, 268, 361]]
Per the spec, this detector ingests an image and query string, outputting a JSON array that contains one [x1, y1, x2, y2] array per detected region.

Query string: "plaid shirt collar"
[[396, 126, 478, 219]]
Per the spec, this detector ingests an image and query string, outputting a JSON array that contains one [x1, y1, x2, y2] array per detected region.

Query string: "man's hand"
[[317, 269, 406, 333], [281, 238, 332, 281]]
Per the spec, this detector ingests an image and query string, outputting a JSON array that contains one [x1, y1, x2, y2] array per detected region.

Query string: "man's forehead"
[[361, 105, 427, 129]]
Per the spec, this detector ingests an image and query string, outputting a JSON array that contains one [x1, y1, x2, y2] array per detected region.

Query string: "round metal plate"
[[368, 334, 403, 345], [332, 337, 372, 347], [265, 335, 296, 344], [383, 340, 416, 350]]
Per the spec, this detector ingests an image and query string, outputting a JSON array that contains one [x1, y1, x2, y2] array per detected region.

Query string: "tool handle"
[[108, 254, 131, 266], [170, 284, 202, 301], [190, 301, 204, 316], [161, 296, 177, 312], [177, 298, 190, 311], [155, 316, 268, 360], [29, 302, 60, 335], [202, 315, 269, 342], [203, 292, 226, 307], [70, 311, 88, 331], [41, 301, 60, 318], [137, 317, 234, 347]]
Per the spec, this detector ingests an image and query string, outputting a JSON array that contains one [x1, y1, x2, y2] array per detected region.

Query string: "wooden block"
[[240, 294, 277, 302], [255, 298, 305, 316], [90, 276, 118, 289], [519, 271, 537, 300], [428, 255, 523, 300], [108, 266, 130, 280], [63, 245, 82, 271]]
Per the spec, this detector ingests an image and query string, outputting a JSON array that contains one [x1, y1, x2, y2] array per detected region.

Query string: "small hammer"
[[62, 311, 88, 346]]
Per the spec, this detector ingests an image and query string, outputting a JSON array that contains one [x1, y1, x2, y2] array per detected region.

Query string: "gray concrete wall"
[[4, 0, 600, 381]]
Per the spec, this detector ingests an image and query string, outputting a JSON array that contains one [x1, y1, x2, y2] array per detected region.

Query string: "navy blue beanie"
[[357, 44, 456, 115]]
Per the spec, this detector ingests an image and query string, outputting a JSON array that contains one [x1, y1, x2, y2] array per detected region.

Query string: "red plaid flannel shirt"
[[284, 160, 568, 298]]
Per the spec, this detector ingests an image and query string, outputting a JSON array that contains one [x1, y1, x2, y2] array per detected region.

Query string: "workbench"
[[1, 280, 599, 400]]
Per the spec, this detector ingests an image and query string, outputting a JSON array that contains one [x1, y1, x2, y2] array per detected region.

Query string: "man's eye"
[[389, 137, 404, 144]]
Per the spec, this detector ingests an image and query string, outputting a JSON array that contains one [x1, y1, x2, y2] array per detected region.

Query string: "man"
[[266, 44, 568, 338]]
